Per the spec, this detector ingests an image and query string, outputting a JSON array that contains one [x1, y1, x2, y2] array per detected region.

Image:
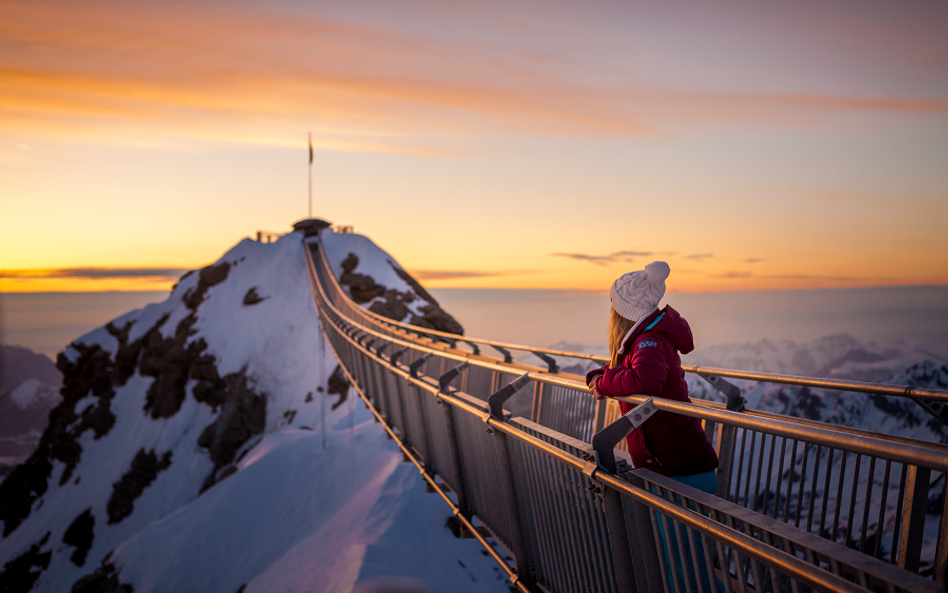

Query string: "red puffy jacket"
[[586, 305, 718, 477]]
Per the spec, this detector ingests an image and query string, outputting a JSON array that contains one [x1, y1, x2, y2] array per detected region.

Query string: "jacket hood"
[[621, 305, 694, 355]]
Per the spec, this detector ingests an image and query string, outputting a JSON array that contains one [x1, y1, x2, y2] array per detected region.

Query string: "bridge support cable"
[[306, 241, 948, 591]]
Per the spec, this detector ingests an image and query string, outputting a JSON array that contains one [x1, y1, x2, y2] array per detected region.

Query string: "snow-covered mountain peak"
[[0, 226, 502, 593]]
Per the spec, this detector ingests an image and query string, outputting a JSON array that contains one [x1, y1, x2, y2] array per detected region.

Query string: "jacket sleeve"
[[595, 340, 669, 398], [585, 366, 607, 386]]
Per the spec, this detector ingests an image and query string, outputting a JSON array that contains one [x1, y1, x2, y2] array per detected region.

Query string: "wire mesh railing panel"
[[716, 424, 945, 575], [416, 385, 462, 496], [635, 470, 940, 593], [535, 383, 599, 442], [452, 409, 521, 555], [510, 436, 618, 593], [464, 364, 496, 403]]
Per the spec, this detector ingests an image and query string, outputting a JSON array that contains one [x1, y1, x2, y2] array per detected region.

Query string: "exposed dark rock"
[[106, 321, 142, 387], [107, 449, 173, 524], [0, 447, 53, 537], [72, 562, 133, 593], [340, 253, 358, 275], [63, 508, 95, 566], [368, 289, 412, 322], [304, 392, 313, 403], [243, 287, 267, 306], [339, 253, 386, 304], [182, 262, 231, 311], [197, 372, 266, 492], [139, 261, 231, 419], [327, 365, 350, 411], [445, 515, 462, 538], [190, 349, 228, 410], [0, 531, 51, 592], [283, 410, 297, 424], [292, 218, 331, 237], [410, 303, 464, 335], [139, 316, 199, 419], [336, 254, 464, 336]]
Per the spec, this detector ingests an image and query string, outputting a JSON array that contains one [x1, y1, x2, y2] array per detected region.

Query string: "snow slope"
[[0, 228, 505, 593]]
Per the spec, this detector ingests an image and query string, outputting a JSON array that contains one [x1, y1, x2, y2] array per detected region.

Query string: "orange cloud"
[[2, 0, 946, 152]]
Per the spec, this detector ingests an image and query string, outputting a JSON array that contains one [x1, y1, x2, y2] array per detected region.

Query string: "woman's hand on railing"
[[589, 376, 606, 401]]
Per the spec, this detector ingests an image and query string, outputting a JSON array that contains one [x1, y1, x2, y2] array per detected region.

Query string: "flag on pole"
[[308, 133, 313, 165]]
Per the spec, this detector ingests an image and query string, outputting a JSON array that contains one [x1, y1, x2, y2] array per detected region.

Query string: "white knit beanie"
[[610, 261, 671, 327]]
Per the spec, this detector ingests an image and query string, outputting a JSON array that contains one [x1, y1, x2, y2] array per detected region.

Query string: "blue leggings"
[[654, 470, 720, 593]]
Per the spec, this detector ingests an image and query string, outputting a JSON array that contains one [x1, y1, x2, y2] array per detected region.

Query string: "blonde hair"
[[608, 307, 636, 369]]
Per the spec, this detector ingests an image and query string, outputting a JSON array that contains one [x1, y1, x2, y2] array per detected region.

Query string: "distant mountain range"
[[548, 333, 948, 444], [0, 346, 63, 475]]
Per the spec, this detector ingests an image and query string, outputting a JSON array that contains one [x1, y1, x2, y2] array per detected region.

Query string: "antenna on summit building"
[[307, 132, 314, 218]]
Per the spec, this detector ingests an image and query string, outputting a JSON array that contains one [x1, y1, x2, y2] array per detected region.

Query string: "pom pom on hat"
[[610, 261, 670, 326]]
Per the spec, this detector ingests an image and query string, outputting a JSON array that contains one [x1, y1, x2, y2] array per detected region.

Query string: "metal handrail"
[[311, 237, 948, 403], [307, 244, 944, 592], [307, 243, 948, 469]]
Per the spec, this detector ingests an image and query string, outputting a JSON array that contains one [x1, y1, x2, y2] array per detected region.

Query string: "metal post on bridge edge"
[[485, 373, 538, 588], [590, 397, 664, 593]]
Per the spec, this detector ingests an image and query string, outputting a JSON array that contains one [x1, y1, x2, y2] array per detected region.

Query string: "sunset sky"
[[2, 0, 946, 293]]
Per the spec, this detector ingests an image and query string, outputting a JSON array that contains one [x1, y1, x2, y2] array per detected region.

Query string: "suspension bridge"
[[303, 234, 948, 593]]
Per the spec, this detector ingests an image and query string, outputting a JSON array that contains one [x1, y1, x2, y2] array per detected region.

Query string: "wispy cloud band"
[[0, 267, 188, 279], [552, 250, 653, 266]]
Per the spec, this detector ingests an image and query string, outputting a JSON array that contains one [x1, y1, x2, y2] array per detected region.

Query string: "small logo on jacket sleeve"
[[637, 340, 657, 350]]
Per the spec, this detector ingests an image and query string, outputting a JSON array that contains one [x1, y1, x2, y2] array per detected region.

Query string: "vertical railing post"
[[714, 424, 738, 501], [898, 465, 931, 573], [591, 397, 658, 593], [435, 363, 471, 517], [625, 472, 667, 592], [934, 475, 948, 589], [593, 397, 610, 433], [487, 374, 538, 588], [492, 428, 536, 587]]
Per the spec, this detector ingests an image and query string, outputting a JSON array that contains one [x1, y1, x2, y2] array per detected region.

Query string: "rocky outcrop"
[[0, 531, 52, 592], [140, 262, 230, 419], [197, 372, 267, 492], [63, 509, 95, 566], [327, 365, 350, 411], [339, 254, 386, 303], [411, 303, 464, 335], [243, 287, 267, 305], [72, 562, 133, 593], [334, 253, 464, 335], [107, 450, 173, 524]]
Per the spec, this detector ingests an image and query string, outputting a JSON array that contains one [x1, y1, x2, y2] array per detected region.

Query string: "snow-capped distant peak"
[[8, 379, 59, 410]]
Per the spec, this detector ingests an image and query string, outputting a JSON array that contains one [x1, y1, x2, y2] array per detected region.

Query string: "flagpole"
[[308, 132, 313, 218]]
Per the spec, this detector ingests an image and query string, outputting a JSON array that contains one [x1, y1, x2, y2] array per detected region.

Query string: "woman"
[[586, 260, 718, 488], [586, 261, 719, 592]]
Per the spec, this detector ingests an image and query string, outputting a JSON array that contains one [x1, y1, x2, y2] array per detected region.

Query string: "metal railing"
[[305, 239, 948, 592]]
